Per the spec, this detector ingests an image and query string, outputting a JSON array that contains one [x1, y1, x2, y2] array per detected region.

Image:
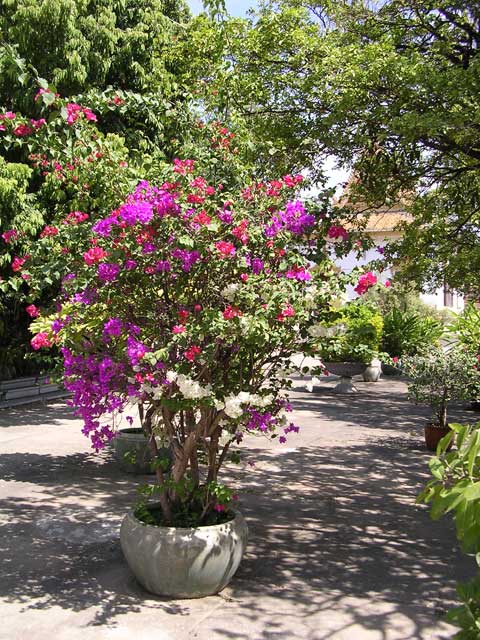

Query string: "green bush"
[[316, 302, 384, 363], [419, 423, 480, 639], [447, 304, 480, 355], [381, 308, 443, 357]]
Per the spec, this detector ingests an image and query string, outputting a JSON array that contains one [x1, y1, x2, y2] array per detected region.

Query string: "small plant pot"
[[363, 360, 382, 382], [424, 424, 453, 452], [114, 428, 171, 474]]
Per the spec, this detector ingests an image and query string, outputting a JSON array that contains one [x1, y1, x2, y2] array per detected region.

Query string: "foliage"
[[419, 422, 480, 638], [188, 0, 480, 296], [0, 0, 190, 98], [381, 308, 444, 358], [312, 298, 384, 364], [29, 151, 351, 526], [362, 281, 451, 324], [447, 305, 480, 355], [400, 348, 480, 430]]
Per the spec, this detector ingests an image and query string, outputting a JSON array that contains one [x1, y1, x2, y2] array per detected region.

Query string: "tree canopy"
[[188, 0, 480, 295]]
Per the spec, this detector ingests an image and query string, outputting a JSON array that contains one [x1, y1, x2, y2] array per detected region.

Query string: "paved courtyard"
[[0, 376, 477, 640]]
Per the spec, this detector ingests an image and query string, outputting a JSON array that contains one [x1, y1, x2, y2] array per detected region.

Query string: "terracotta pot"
[[424, 424, 454, 452]]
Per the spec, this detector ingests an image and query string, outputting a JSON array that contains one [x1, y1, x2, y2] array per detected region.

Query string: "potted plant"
[[29, 154, 345, 597], [400, 347, 480, 451], [310, 301, 384, 392]]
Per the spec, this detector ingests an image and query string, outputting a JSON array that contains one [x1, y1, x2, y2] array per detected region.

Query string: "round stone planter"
[[114, 428, 170, 474], [324, 362, 367, 394], [120, 508, 248, 598]]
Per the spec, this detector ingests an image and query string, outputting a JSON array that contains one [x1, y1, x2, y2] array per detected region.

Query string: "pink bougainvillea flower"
[[31, 332, 52, 350], [214, 504, 226, 513], [232, 219, 249, 244], [3, 111, 15, 120], [64, 211, 89, 225], [82, 108, 97, 122], [172, 325, 186, 334], [39, 226, 59, 238], [327, 225, 349, 242], [384, 279, 391, 288], [2, 229, 18, 243], [354, 272, 377, 295], [215, 241, 236, 257], [173, 158, 195, 175], [285, 266, 311, 281], [30, 118, 46, 130], [83, 246, 108, 265], [276, 304, 295, 322], [13, 124, 34, 137], [26, 304, 40, 318], [223, 305, 243, 320], [12, 255, 29, 272]]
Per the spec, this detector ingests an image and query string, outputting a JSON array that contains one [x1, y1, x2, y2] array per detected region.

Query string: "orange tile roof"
[[345, 210, 413, 232]]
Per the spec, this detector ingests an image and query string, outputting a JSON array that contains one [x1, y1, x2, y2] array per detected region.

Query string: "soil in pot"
[[424, 423, 454, 452]]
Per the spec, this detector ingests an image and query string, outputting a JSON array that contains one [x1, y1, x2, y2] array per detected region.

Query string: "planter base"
[[120, 508, 248, 598], [333, 377, 358, 394]]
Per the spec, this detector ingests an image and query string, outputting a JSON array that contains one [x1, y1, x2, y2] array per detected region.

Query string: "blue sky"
[[187, 0, 258, 17]]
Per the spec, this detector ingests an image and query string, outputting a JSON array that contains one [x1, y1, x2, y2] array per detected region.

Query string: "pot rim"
[[425, 422, 452, 430], [124, 505, 243, 533]]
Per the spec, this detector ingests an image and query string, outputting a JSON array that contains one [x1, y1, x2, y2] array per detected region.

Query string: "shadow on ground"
[[0, 384, 476, 638]]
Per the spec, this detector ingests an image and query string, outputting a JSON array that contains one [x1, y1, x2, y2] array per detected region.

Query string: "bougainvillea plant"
[[29, 156, 350, 526]]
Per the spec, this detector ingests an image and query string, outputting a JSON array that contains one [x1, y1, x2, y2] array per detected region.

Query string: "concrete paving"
[[1, 375, 479, 640]]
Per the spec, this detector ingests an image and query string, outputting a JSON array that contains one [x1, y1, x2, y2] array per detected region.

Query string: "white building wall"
[[335, 238, 464, 312]]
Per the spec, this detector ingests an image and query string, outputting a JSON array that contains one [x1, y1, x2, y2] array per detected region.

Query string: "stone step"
[[0, 376, 41, 391], [0, 389, 71, 410]]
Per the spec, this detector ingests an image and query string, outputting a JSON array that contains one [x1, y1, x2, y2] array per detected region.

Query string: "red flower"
[[354, 272, 377, 295], [178, 310, 189, 324], [40, 226, 59, 238], [184, 345, 201, 362], [83, 246, 108, 265], [13, 124, 34, 137], [223, 306, 243, 320], [215, 241, 236, 257], [192, 210, 211, 226], [327, 225, 349, 242]]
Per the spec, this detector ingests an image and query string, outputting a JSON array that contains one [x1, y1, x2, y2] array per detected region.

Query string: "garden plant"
[[29, 150, 353, 527]]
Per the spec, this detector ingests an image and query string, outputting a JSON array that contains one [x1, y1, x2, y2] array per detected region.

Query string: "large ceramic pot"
[[363, 359, 382, 382], [323, 362, 367, 394], [424, 423, 454, 452], [120, 507, 248, 598], [114, 428, 170, 474]]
